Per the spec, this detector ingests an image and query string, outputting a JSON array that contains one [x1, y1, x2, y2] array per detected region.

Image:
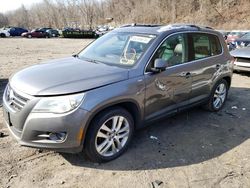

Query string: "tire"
[[204, 79, 229, 112], [0, 33, 6, 38], [28, 34, 32, 38], [84, 107, 134, 162]]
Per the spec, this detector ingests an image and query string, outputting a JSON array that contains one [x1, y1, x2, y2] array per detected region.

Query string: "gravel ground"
[[0, 38, 250, 188]]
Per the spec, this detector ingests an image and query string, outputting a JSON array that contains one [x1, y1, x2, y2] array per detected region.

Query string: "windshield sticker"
[[130, 36, 152, 43], [120, 58, 135, 65]]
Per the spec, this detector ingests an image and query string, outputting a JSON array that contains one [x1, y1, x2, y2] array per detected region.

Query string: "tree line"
[[0, 0, 249, 30]]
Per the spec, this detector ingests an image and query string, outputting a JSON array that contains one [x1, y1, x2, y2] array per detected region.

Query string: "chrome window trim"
[[144, 30, 224, 74]]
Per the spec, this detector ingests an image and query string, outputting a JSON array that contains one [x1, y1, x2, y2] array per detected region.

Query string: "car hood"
[[230, 47, 250, 58], [10, 57, 129, 96]]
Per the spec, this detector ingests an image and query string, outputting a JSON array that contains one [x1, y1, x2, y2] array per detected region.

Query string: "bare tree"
[[0, 13, 8, 27], [3, 0, 250, 30]]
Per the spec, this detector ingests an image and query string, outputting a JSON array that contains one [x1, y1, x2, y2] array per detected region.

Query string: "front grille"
[[5, 85, 29, 112], [236, 57, 250, 63]]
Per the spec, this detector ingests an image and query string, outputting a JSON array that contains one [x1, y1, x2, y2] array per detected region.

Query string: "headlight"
[[33, 93, 85, 114]]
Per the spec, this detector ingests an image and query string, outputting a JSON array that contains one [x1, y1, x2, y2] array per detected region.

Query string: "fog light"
[[49, 132, 66, 142]]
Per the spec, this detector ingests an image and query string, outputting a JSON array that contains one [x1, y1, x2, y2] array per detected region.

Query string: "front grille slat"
[[13, 92, 28, 103], [12, 96, 26, 106], [11, 101, 23, 110], [5, 86, 29, 112]]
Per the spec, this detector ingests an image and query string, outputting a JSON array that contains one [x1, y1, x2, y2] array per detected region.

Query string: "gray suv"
[[2, 24, 233, 162]]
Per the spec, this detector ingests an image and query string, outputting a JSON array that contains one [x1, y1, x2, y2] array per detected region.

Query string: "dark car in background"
[[38, 27, 53, 32], [8, 27, 28, 36], [21, 29, 50, 38], [46, 29, 60, 37]]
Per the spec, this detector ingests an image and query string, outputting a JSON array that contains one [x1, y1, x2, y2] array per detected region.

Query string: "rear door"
[[187, 33, 223, 103]]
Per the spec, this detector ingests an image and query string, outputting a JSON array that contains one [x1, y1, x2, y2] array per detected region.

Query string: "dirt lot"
[[0, 38, 250, 188]]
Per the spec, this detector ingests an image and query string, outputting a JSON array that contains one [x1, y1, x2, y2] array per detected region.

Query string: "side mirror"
[[152, 58, 168, 73]]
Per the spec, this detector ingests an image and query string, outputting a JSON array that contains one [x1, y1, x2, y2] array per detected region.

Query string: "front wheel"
[[84, 107, 134, 162], [0, 33, 6, 38], [204, 79, 229, 111]]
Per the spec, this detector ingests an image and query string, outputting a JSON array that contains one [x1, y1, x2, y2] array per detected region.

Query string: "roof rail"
[[120, 23, 162, 28], [166, 24, 214, 30], [120, 23, 214, 31], [204, 26, 214, 30]]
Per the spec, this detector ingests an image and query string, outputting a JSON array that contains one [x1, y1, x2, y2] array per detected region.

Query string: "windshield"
[[78, 32, 156, 66]]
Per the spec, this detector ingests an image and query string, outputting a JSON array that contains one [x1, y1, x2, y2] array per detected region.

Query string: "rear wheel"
[[204, 79, 229, 111], [84, 107, 134, 162], [27, 34, 32, 38]]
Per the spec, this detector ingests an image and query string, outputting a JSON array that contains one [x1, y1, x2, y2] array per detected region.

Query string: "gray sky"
[[0, 0, 42, 13]]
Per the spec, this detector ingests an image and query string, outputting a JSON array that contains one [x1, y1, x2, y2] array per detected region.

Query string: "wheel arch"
[[222, 76, 231, 88], [82, 100, 142, 146]]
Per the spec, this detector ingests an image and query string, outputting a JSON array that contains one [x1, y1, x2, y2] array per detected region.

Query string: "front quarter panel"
[[80, 76, 145, 125]]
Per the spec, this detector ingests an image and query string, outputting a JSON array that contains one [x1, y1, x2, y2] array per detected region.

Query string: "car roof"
[[114, 24, 217, 36]]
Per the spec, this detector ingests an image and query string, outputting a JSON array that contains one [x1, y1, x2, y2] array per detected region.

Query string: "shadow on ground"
[[63, 86, 250, 170]]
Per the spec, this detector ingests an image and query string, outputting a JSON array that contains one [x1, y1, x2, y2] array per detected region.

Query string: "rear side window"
[[210, 35, 222, 55], [190, 33, 222, 60]]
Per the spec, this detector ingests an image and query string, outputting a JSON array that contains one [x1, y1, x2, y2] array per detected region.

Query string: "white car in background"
[[0, 28, 10, 37]]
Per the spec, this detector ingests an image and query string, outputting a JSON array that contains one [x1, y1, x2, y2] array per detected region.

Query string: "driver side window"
[[147, 33, 188, 71]]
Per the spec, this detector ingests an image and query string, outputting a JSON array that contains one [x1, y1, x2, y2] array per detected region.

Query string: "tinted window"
[[191, 33, 222, 60], [147, 33, 188, 71], [210, 35, 222, 55]]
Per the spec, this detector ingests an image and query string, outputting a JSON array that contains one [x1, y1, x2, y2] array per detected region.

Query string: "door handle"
[[179, 72, 191, 78]]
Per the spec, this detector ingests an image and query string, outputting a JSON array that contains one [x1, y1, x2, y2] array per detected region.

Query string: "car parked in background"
[[46, 29, 60, 37], [95, 25, 111, 36], [8, 27, 28, 36], [234, 32, 250, 48], [0, 28, 10, 37], [21, 29, 50, 38], [230, 47, 250, 72], [3, 24, 233, 162], [38, 27, 53, 32], [226, 31, 246, 44]]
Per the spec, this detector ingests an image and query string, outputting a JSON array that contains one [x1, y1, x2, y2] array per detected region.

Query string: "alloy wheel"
[[95, 116, 130, 157], [213, 83, 227, 109]]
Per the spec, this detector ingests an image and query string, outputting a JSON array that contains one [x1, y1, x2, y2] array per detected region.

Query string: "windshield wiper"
[[80, 57, 102, 64]]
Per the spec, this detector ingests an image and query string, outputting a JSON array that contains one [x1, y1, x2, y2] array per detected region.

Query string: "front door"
[[144, 33, 192, 121]]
